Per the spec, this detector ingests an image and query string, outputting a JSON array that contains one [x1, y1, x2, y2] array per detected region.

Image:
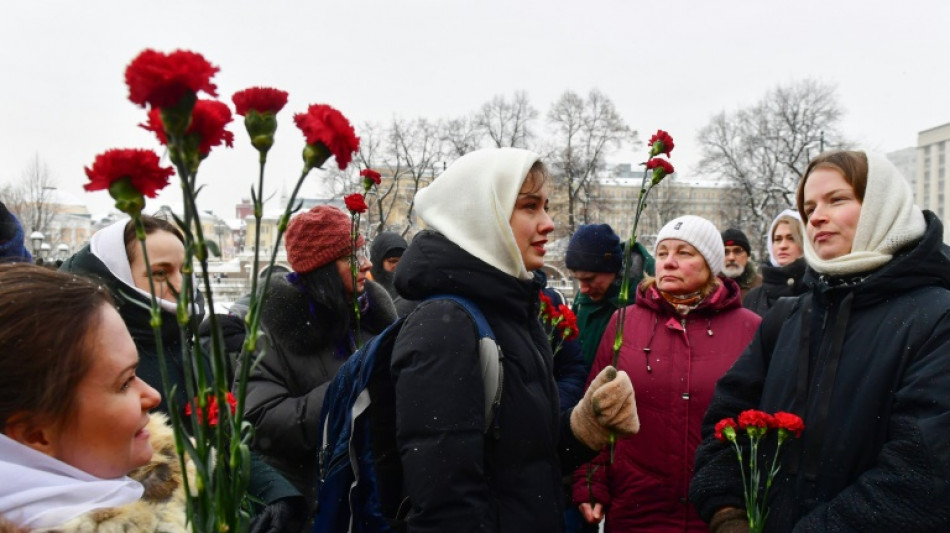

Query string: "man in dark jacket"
[[370, 230, 417, 316], [720, 228, 761, 299], [566, 224, 654, 369]]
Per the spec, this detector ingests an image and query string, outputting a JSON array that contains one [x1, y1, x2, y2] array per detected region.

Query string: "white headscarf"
[[0, 433, 142, 528], [414, 147, 540, 281], [90, 217, 179, 313], [766, 209, 804, 267], [802, 151, 926, 276]]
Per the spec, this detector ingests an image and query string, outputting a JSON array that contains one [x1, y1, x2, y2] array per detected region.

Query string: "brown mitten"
[[590, 369, 640, 435], [708, 507, 749, 533], [570, 366, 615, 450]]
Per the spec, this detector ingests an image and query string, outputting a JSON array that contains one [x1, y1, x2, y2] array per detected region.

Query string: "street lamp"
[[40, 243, 51, 260], [57, 243, 70, 261], [30, 231, 45, 257]]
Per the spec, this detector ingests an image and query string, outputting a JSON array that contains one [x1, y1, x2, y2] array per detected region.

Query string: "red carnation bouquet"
[[715, 409, 805, 532], [538, 291, 579, 356]]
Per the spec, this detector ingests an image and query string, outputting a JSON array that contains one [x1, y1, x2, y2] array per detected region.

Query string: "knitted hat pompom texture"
[[285, 205, 365, 274], [565, 223, 622, 273], [654, 215, 725, 275]]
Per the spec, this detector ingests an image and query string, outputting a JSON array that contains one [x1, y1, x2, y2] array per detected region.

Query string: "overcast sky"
[[2, 0, 948, 220]]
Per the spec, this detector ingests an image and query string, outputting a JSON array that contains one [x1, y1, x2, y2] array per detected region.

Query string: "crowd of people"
[[1, 147, 948, 532]]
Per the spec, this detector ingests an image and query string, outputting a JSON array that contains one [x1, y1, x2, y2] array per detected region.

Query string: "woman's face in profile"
[[509, 179, 554, 272], [129, 230, 185, 301], [43, 304, 161, 478]]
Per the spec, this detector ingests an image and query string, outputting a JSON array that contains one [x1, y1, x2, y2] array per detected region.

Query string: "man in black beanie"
[[721, 227, 761, 298]]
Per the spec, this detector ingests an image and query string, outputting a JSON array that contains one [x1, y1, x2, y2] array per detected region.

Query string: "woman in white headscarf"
[[691, 150, 950, 532], [742, 209, 808, 316], [391, 148, 639, 532]]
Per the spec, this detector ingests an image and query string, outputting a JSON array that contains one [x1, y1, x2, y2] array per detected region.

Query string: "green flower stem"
[[133, 215, 196, 518], [607, 166, 660, 463], [349, 212, 361, 349]]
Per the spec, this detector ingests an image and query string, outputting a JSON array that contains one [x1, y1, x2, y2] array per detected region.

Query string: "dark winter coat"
[[573, 277, 760, 532], [60, 245, 302, 512], [742, 258, 808, 317], [0, 202, 31, 262], [391, 231, 596, 533], [538, 271, 587, 411], [241, 275, 397, 505], [689, 212, 950, 532]]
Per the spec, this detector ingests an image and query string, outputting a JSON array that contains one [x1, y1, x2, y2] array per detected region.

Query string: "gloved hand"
[[570, 366, 639, 450], [708, 507, 749, 533], [248, 496, 308, 533]]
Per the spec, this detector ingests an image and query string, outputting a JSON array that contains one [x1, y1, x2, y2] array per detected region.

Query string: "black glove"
[[708, 507, 750, 533], [248, 496, 308, 533]]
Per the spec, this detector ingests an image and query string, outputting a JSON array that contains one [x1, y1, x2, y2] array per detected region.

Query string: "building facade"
[[917, 122, 950, 242]]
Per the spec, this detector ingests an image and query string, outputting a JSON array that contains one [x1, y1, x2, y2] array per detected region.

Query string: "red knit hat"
[[285, 205, 365, 273]]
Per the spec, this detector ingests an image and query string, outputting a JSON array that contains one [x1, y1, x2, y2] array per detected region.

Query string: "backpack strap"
[[424, 294, 503, 434]]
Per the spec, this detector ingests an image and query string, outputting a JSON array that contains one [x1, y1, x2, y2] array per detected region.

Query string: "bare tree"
[[547, 89, 634, 234], [356, 122, 403, 239], [389, 117, 444, 238], [3, 154, 58, 242], [474, 91, 538, 149], [697, 79, 848, 258], [440, 116, 483, 157]]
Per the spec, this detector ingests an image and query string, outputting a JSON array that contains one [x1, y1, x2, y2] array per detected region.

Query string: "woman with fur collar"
[[0, 263, 184, 531], [240, 205, 397, 512]]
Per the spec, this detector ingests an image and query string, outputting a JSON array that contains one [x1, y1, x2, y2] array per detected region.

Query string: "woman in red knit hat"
[[241, 205, 398, 518]]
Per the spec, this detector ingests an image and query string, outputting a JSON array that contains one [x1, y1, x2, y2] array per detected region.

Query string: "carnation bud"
[[108, 177, 146, 217], [244, 110, 278, 154], [302, 143, 331, 172]]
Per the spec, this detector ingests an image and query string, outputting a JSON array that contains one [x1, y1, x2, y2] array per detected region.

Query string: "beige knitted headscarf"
[[802, 151, 926, 276], [414, 147, 540, 281]]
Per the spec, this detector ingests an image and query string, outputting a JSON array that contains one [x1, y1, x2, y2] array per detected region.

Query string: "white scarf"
[[414, 148, 540, 280], [767, 209, 804, 267], [803, 151, 926, 277], [0, 433, 142, 528], [90, 218, 180, 313]]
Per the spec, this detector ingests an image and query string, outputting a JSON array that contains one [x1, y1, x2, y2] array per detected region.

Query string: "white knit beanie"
[[414, 147, 540, 280], [654, 215, 725, 274], [802, 151, 926, 276]]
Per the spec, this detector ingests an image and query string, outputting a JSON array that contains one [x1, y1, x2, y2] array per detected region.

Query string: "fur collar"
[[35, 414, 192, 533]]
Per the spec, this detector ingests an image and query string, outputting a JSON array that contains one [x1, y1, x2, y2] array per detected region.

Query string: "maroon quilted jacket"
[[573, 276, 760, 532]]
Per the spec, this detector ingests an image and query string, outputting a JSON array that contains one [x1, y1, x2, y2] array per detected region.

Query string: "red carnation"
[[715, 418, 738, 442], [738, 409, 774, 430], [556, 304, 579, 341], [125, 49, 219, 109], [294, 104, 360, 170], [232, 87, 289, 116], [84, 149, 174, 198], [360, 168, 382, 185], [185, 392, 237, 427], [648, 129, 675, 157], [141, 99, 234, 156], [773, 411, 805, 438], [645, 157, 675, 184], [344, 193, 368, 214], [539, 291, 554, 313]]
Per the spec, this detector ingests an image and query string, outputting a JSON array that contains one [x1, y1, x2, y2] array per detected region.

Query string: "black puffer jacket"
[[391, 231, 595, 533], [690, 212, 950, 532], [742, 258, 808, 317], [242, 275, 397, 505]]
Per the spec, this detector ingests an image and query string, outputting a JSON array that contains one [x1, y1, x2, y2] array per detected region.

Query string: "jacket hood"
[[394, 230, 539, 321], [812, 210, 950, 308], [636, 274, 744, 317]]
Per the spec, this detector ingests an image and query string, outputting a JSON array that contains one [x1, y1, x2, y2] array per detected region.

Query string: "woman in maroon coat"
[[573, 215, 761, 532]]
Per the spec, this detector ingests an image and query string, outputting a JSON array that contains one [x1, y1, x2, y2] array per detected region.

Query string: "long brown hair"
[[0, 263, 114, 432]]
